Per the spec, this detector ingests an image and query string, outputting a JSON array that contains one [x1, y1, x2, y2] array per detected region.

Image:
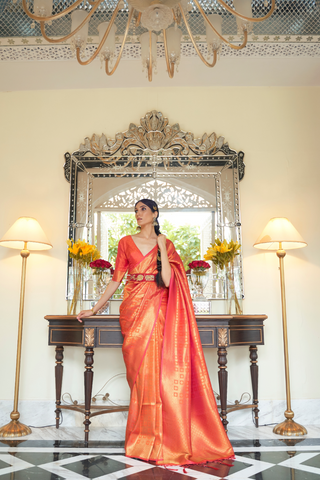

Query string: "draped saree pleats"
[[112, 235, 234, 466]]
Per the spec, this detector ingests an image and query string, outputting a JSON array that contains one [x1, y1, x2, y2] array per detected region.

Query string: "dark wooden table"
[[45, 314, 267, 441]]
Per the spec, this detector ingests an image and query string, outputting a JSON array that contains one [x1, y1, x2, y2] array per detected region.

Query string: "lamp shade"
[[166, 26, 182, 61], [0, 217, 52, 251], [97, 22, 117, 59], [33, 0, 52, 17], [233, 0, 252, 18], [253, 217, 307, 251], [140, 31, 157, 66], [206, 13, 222, 43], [71, 10, 89, 49]]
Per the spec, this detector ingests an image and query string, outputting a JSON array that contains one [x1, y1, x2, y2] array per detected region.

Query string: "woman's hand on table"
[[77, 309, 94, 323]]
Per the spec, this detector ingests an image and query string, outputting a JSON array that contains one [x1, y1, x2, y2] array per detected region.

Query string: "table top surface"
[[45, 314, 268, 322]]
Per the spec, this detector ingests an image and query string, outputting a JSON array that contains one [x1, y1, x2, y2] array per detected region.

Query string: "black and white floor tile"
[[1, 426, 320, 479]]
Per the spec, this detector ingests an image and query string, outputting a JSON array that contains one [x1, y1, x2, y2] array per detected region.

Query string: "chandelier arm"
[[148, 30, 153, 82], [216, 0, 275, 22], [191, 0, 248, 50], [179, 6, 218, 67], [135, 12, 142, 27], [163, 29, 174, 79], [39, 1, 102, 44], [105, 8, 134, 76], [172, 9, 177, 24], [22, 0, 93, 22], [75, 4, 120, 65]]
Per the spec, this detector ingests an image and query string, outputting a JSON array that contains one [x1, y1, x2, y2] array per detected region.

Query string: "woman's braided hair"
[[134, 199, 165, 288]]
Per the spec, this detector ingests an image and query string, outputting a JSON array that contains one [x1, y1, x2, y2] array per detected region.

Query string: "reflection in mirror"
[[64, 110, 245, 308]]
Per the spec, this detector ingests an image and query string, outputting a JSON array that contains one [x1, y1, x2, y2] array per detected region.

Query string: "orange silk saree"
[[112, 235, 234, 466]]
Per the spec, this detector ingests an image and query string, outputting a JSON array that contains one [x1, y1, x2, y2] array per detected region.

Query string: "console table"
[[45, 314, 267, 442]]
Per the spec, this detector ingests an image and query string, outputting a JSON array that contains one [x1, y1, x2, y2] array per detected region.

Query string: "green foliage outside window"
[[105, 213, 201, 270], [161, 220, 201, 269]]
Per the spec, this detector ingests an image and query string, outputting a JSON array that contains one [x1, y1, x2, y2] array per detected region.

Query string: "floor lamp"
[[0, 217, 52, 437], [254, 217, 307, 436]]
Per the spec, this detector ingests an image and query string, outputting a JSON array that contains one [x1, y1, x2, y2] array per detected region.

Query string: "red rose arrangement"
[[90, 259, 113, 271], [188, 260, 211, 271]]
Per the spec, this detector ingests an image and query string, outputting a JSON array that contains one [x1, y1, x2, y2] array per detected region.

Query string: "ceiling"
[[1, 0, 319, 91]]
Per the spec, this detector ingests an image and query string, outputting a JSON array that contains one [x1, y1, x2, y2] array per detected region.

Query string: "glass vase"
[[191, 268, 210, 300], [93, 269, 111, 298], [225, 262, 242, 315], [67, 261, 85, 315]]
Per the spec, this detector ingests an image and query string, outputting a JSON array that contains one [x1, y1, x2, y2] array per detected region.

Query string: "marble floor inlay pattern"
[[1, 426, 320, 479]]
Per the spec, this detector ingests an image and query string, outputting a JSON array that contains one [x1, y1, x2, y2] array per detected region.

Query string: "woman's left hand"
[[157, 234, 167, 251]]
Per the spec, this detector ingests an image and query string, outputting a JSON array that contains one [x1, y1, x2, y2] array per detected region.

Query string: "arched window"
[[94, 179, 215, 277]]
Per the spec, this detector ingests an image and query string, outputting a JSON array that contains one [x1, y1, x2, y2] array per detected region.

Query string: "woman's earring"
[[152, 218, 157, 227], [136, 225, 141, 231]]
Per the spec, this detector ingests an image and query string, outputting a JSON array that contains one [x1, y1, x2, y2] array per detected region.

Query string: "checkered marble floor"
[[1, 429, 320, 479]]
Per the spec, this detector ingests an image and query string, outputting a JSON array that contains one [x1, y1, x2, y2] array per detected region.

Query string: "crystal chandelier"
[[23, 0, 275, 81]]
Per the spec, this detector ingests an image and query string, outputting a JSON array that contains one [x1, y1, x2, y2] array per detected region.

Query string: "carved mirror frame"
[[64, 110, 245, 301]]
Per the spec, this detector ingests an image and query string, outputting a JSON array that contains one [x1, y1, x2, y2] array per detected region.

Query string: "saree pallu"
[[112, 235, 234, 466]]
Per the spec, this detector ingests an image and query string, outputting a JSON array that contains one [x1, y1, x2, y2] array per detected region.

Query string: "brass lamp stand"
[[254, 217, 307, 436], [0, 217, 52, 437]]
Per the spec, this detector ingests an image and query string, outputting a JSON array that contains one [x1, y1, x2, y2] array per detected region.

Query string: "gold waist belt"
[[127, 273, 156, 282]]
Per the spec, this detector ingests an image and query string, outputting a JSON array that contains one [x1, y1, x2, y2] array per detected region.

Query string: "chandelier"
[[22, 0, 275, 81]]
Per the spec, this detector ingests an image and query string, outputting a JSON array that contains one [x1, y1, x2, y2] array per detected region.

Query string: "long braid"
[[154, 221, 165, 288]]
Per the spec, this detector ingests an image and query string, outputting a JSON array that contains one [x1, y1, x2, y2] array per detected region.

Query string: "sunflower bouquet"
[[204, 238, 242, 314], [67, 239, 101, 315]]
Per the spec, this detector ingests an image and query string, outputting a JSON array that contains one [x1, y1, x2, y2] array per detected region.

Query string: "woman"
[[77, 199, 234, 466]]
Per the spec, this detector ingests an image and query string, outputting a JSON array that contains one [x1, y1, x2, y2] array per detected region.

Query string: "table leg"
[[217, 346, 228, 431], [55, 346, 64, 429], [84, 347, 94, 442], [249, 345, 259, 427]]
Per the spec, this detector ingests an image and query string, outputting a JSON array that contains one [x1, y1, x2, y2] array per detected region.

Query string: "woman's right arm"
[[77, 237, 129, 322], [77, 280, 120, 322]]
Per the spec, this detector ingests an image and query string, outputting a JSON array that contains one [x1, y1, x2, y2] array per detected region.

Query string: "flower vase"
[[225, 262, 242, 315], [93, 269, 111, 298], [67, 261, 85, 315], [191, 268, 210, 299]]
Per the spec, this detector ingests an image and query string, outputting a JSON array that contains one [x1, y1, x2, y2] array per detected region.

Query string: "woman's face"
[[134, 202, 157, 228]]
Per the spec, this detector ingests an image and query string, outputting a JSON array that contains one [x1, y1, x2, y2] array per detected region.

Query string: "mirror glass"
[[64, 111, 245, 308]]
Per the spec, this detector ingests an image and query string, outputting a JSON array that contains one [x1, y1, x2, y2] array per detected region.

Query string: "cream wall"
[[1, 87, 319, 414]]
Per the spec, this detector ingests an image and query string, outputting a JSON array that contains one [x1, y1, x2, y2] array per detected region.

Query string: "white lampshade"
[[97, 22, 117, 58], [71, 10, 89, 48], [253, 218, 307, 251], [205, 13, 222, 44], [166, 26, 182, 61], [140, 31, 157, 66], [33, 0, 52, 17], [0, 217, 52, 251]]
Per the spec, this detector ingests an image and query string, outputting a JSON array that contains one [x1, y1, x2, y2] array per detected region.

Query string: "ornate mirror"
[[64, 110, 245, 308]]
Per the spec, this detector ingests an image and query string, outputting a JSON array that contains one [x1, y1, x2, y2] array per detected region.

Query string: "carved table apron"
[[45, 314, 267, 442]]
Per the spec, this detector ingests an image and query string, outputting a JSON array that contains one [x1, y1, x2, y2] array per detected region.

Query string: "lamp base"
[[273, 419, 307, 437], [0, 420, 32, 438]]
